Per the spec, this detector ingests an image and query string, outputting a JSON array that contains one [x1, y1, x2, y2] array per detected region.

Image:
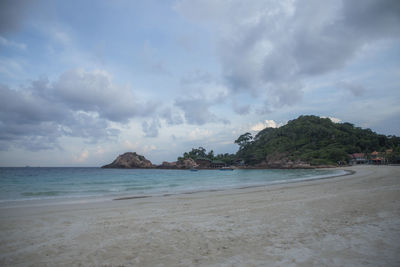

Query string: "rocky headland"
[[100, 116, 400, 169], [102, 152, 199, 169], [101, 152, 154, 168], [101, 151, 330, 169]]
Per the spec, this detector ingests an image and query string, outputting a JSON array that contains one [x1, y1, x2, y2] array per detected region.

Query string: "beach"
[[0, 165, 399, 266]]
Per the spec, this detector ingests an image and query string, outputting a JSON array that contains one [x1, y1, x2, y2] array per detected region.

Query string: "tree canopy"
[[178, 147, 237, 165], [237, 115, 400, 165], [178, 115, 400, 166]]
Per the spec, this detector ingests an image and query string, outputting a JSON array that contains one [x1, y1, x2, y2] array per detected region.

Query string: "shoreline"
[[1, 165, 399, 266], [114, 168, 353, 201], [0, 168, 349, 207]]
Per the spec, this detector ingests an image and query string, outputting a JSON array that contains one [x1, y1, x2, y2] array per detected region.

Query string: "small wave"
[[124, 186, 154, 191], [3, 168, 349, 204], [22, 191, 65, 197]]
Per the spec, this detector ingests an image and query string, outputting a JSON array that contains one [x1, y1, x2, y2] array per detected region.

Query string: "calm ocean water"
[[0, 167, 346, 203]]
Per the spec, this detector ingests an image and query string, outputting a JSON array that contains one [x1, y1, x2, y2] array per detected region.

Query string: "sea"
[[0, 167, 347, 205]]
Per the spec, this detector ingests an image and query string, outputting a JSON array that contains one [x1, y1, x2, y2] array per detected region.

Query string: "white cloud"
[[73, 149, 89, 163], [251, 123, 266, 132], [51, 29, 72, 46], [232, 100, 251, 115], [142, 145, 157, 154], [251, 119, 283, 131], [160, 107, 184, 126], [96, 146, 105, 156], [142, 118, 161, 138], [124, 140, 139, 150], [175, 77, 230, 125], [54, 69, 153, 122], [321, 116, 342, 123], [0, 57, 26, 79], [175, 97, 229, 125], [188, 128, 212, 140], [0, 36, 26, 50], [123, 140, 156, 154], [0, 69, 160, 151]]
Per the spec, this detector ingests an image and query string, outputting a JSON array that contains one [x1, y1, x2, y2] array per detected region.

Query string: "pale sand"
[[0, 165, 399, 266]]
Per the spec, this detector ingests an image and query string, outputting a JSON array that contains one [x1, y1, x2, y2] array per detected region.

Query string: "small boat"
[[190, 168, 198, 172]]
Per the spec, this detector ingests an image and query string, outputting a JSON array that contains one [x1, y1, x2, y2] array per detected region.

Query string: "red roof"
[[351, 153, 365, 158], [371, 151, 379, 156]]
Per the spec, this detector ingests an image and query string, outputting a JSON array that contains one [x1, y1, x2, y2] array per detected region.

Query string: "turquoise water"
[[0, 167, 346, 203]]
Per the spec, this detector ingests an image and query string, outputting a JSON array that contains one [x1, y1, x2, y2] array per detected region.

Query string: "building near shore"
[[350, 153, 368, 165], [211, 160, 226, 168]]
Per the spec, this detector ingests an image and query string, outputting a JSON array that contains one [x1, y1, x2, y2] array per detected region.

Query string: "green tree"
[[207, 150, 215, 160], [234, 132, 253, 150], [233, 115, 400, 166]]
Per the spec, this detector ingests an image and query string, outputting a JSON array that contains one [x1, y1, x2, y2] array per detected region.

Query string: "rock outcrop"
[[158, 158, 199, 169], [158, 161, 179, 169], [103, 152, 201, 169], [102, 152, 153, 168], [265, 160, 312, 169], [252, 153, 314, 169], [176, 158, 198, 169]]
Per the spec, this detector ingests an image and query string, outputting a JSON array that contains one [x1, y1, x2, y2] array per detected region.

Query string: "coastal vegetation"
[[177, 147, 237, 166], [179, 115, 400, 167], [235, 115, 400, 166], [104, 115, 400, 169]]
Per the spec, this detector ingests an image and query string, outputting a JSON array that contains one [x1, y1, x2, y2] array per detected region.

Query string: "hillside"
[[235, 115, 400, 166], [104, 116, 400, 169]]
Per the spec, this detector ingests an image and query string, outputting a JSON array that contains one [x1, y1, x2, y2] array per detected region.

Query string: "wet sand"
[[0, 165, 399, 266]]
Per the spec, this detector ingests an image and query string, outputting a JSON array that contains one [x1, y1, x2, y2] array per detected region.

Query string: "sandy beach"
[[0, 165, 399, 266]]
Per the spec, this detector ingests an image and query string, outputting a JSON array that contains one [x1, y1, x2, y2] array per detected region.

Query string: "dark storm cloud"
[[291, 0, 400, 76], [0, 0, 33, 33], [177, 0, 400, 111], [0, 69, 156, 150], [341, 0, 400, 38], [338, 81, 367, 97]]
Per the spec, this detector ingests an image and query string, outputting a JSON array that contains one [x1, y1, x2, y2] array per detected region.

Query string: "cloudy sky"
[[0, 0, 399, 166]]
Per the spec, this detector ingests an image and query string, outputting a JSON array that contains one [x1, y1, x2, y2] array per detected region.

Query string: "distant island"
[[102, 115, 400, 169]]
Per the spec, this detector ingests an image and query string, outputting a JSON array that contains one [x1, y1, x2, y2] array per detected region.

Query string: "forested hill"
[[235, 115, 400, 166]]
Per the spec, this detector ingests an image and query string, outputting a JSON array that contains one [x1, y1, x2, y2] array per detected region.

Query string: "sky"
[[0, 0, 399, 166]]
